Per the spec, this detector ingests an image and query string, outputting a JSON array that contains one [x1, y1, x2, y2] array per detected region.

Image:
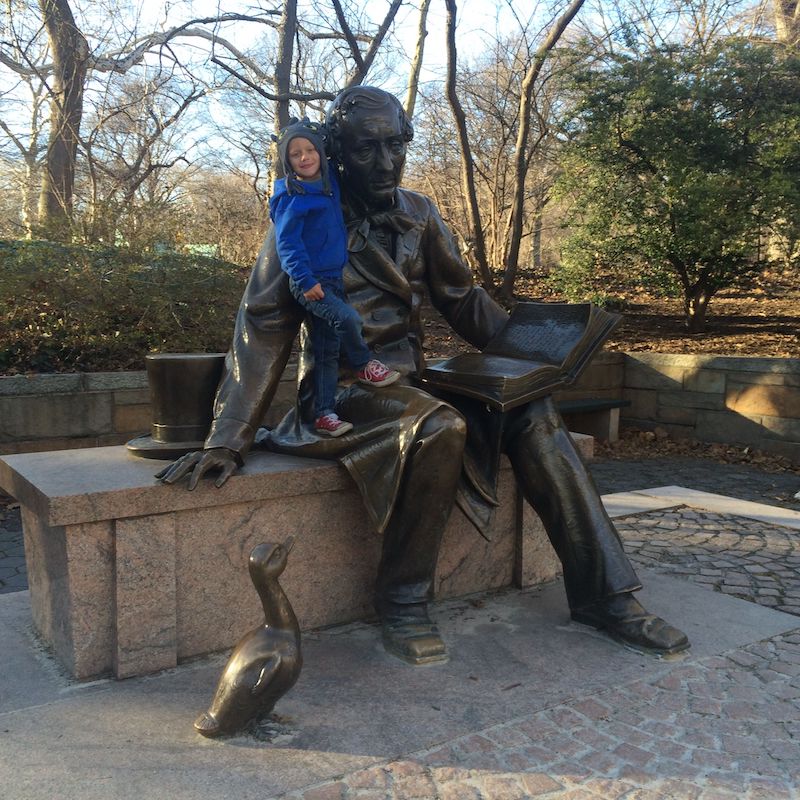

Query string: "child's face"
[[287, 137, 321, 181]]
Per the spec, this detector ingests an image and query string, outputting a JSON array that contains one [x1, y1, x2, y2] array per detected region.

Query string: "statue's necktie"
[[346, 209, 417, 257]]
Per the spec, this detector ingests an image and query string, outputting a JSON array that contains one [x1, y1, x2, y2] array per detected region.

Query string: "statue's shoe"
[[382, 621, 449, 665], [571, 593, 690, 656]]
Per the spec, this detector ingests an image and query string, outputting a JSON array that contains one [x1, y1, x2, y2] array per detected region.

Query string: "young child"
[[270, 118, 400, 437]]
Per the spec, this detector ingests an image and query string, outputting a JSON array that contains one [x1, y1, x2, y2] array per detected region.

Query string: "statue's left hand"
[[155, 448, 239, 490]]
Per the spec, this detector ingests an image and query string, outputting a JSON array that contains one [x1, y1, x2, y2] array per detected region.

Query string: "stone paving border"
[[604, 486, 800, 531], [588, 457, 799, 512]]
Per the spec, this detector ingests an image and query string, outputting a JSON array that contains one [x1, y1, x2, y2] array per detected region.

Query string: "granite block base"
[[0, 436, 590, 679]]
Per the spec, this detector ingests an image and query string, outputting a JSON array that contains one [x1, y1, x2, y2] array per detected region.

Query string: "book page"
[[428, 353, 549, 377], [485, 303, 590, 363]]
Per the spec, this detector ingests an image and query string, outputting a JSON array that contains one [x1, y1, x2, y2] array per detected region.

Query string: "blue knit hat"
[[272, 117, 331, 195]]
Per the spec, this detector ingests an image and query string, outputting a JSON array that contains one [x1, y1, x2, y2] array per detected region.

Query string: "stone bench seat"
[[0, 438, 592, 680], [556, 397, 631, 443]]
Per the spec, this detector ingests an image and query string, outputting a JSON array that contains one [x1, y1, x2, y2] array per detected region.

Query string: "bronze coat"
[[206, 188, 510, 534]]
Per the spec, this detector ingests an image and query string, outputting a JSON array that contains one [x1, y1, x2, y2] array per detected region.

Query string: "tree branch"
[[0, 118, 30, 156], [330, 0, 366, 76], [210, 57, 335, 102], [349, 0, 403, 87]]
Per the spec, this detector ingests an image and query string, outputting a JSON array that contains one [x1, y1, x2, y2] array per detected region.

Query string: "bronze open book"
[[421, 302, 621, 411]]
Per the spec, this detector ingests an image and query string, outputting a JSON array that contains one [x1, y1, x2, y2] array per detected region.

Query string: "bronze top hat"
[[126, 353, 227, 460]]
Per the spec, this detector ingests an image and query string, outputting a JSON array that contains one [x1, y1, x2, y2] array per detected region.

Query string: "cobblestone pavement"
[[589, 457, 799, 511], [279, 630, 800, 800], [0, 502, 24, 594], [616, 507, 800, 617]]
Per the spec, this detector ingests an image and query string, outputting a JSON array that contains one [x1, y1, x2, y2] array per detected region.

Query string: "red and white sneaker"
[[314, 413, 353, 437], [357, 359, 400, 387]]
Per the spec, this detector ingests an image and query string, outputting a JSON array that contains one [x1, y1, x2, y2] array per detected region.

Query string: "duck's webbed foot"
[[194, 710, 223, 737]]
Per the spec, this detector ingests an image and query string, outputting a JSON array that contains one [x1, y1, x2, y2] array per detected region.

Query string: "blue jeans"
[[289, 276, 372, 418]]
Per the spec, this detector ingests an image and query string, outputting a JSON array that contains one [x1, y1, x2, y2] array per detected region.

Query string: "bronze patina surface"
[[194, 539, 302, 738], [127, 353, 226, 459], [158, 87, 689, 662]]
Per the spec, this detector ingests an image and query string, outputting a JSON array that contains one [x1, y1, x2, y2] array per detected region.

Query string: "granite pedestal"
[[0, 436, 592, 680]]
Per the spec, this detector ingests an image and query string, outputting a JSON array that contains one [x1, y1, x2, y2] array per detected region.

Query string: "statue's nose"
[[376, 144, 393, 171]]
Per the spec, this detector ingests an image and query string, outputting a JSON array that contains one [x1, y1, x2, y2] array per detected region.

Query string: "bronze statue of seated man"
[[158, 86, 689, 665]]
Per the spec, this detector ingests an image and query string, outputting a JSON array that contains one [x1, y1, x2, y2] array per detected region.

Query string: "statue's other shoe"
[[382, 621, 449, 665], [571, 593, 690, 656]]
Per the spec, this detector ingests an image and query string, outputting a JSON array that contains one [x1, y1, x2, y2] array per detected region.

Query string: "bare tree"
[[500, 0, 585, 300], [184, 170, 266, 263], [3, 0, 284, 238], [444, 0, 585, 298], [0, 45, 49, 236], [331, 0, 404, 86], [81, 75, 206, 245]]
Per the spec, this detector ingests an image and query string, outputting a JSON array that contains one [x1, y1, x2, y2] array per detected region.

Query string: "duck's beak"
[[283, 536, 295, 554]]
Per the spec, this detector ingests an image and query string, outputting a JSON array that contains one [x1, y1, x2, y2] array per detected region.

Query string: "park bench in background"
[[556, 397, 631, 443]]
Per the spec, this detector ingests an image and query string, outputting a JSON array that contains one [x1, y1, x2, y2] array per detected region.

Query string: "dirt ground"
[[421, 266, 799, 360], [420, 266, 799, 474]]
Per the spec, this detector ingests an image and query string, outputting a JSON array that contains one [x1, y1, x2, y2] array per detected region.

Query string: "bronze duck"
[[194, 538, 302, 737]]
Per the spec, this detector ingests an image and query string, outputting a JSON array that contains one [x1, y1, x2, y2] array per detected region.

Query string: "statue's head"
[[326, 87, 414, 210]]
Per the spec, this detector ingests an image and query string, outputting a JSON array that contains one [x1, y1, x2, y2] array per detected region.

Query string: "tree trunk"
[[500, 0, 585, 302], [775, 1, 800, 45], [37, 0, 89, 240], [273, 0, 296, 134], [271, 0, 297, 182], [684, 284, 713, 333], [444, 0, 495, 292], [404, 0, 431, 120]]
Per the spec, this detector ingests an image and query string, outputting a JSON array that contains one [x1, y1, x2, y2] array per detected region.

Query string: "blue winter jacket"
[[269, 170, 348, 293]]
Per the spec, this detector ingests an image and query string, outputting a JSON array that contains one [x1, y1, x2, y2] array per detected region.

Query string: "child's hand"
[[304, 283, 325, 301]]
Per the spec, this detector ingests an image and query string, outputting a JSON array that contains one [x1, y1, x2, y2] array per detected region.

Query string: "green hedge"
[[0, 240, 249, 373]]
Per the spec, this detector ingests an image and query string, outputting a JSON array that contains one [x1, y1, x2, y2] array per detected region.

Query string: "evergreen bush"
[[0, 240, 248, 373]]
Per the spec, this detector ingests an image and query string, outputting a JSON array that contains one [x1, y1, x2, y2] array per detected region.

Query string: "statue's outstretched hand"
[[155, 448, 239, 490]]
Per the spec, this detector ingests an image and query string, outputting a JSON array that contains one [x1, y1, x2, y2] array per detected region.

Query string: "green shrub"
[[0, 240, 249, 373]]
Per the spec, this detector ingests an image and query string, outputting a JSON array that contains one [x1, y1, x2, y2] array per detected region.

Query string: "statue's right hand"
[[154, 448, 239, 490]]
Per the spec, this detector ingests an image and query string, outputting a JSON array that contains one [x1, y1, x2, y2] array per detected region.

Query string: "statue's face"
[[338, 107, 406, 209]]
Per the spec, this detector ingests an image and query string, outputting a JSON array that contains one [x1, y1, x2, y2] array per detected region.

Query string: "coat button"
[[374, 344, 383, 353]]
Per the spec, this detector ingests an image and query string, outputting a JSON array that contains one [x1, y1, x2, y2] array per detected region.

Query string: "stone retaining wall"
[[0, 371, 150, 455], [2, 351, 797, 461], [0, 365, 298, 455], [623, 353, 800, 461], [555, 352, 626, 404]]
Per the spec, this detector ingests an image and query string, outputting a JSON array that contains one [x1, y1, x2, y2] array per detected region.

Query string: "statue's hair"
[[325, 87, 413, 159]]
